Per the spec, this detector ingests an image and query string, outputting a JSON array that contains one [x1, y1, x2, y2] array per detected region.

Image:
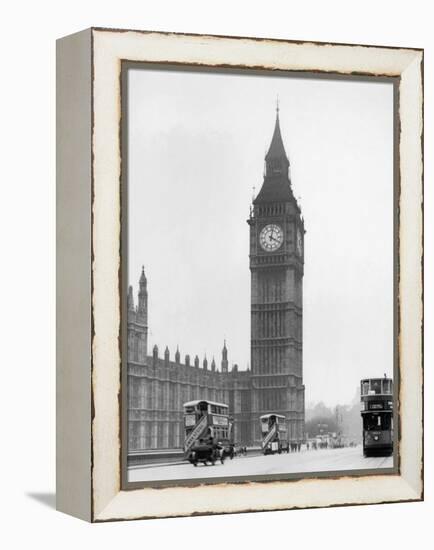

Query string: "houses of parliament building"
[[127, 107, 306, 452]]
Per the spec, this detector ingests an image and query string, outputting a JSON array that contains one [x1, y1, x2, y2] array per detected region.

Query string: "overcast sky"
[[127, 67, 394, 408]]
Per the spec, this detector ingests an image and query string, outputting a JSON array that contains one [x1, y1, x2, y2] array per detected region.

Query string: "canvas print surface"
[[123, 66, 396, 485]]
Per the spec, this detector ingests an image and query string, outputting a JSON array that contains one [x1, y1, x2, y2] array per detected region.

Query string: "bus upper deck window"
[[370, 380, 381, 394]]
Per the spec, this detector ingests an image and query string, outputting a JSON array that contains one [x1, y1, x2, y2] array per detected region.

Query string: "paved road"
[[128, 445, 393, 482]]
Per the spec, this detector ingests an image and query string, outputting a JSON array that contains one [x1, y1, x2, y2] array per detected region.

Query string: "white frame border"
[[91, 29, 423, 521]]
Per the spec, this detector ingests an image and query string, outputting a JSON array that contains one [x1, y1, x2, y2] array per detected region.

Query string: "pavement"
[[128, 445, 393, 482]]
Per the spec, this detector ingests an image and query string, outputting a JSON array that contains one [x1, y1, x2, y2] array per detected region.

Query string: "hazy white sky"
[[127, 67, 394, 407]]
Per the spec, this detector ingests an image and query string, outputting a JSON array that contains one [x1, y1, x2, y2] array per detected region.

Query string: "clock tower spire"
[[248, 105, 305, 446], [255, 105, 295, 205]]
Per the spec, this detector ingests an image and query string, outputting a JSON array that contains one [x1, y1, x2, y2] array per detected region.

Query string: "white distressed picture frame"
[[56, 28, 423, 522]]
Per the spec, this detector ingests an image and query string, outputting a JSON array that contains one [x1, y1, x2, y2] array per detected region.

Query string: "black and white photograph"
[[123, 65, 396, 485], [2, 0, 428, 538]]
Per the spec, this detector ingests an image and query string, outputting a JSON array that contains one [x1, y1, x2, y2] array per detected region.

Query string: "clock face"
[[296, 228, 303, 255], [259, 224, 283, 252]]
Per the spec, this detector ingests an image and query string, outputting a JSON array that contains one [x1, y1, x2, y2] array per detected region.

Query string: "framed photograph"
[[56, 28, 423, 522]]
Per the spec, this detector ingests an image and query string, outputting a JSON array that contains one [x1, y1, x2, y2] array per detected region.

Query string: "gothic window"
[[169, 384, 174, 410], [168, 422, 174, 447], [133, 335, 139, 362], [133, 379, 139, 408], [128, 332, 134, 361], [139, 422, 145, 449], [128, 423, 134, 450], [164, 422, 169, 448], [147, 379, 152, 409], [128, 378, 133, 408], [160, 382, 165, 411], [129, 421, 138, 450], [145, 421, 152, 449], [158, 382, 163, 410], [157, 423, 164, 447], [174, 422, 180, 448], [139, 381, 145, 409]]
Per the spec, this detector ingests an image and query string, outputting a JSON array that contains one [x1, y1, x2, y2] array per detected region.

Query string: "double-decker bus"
[[360, 377, 393, 457], [183, 400, 231, 456], [260, 413, 289, 455]]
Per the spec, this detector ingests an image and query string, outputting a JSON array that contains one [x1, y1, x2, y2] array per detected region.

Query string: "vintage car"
[[188, 440, 225, 466]]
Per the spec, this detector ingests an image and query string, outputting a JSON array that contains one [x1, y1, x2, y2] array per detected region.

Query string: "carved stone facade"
[[127, 108, 305, 451], [127, 285, 252, 449]]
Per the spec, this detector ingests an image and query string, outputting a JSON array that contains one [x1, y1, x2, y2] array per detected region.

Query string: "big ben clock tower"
[[248, 105, 305, 445]]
